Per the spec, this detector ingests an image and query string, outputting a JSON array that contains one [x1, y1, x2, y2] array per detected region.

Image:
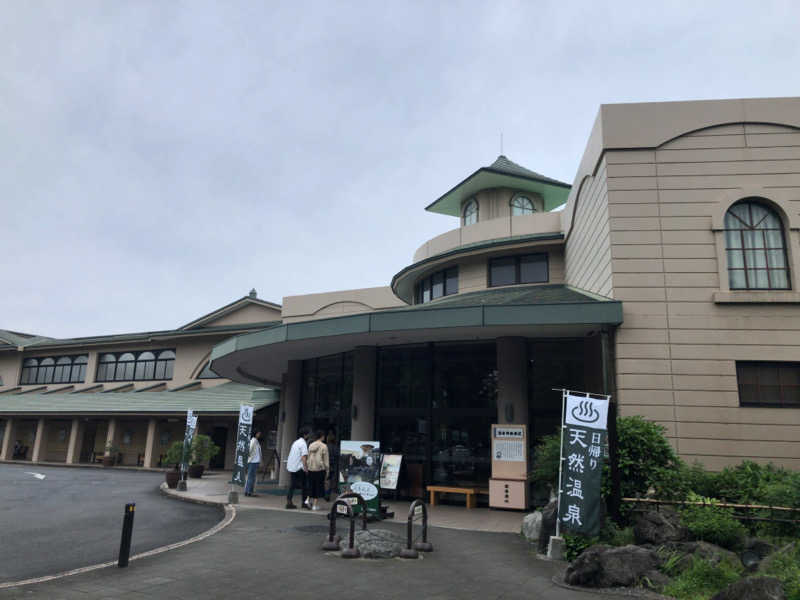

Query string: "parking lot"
[[0, 465, 221, 583]]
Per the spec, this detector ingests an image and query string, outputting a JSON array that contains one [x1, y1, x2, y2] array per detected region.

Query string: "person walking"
[[325, 428, 339, 501], [286, 425, 311, 509], [307, 430, 329, 511], [244, 430, 262, 497]]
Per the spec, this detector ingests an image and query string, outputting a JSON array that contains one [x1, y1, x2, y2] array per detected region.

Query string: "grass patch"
[[662, 556, 742, 600]]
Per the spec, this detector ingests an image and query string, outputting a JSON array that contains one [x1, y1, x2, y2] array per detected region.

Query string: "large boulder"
[[346, 529, 405, 559], [521, 511, 542, 542], [710, 576, 785, 600], [661, 541, 742, 572], [565, 544, 660, 588], [634, 508, 688, 545], [536, 500, 558, 555], [742, 538, 777, 571]]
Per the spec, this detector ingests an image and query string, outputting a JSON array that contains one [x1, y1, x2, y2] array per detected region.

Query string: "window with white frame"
[[510, 195, 535, 216]]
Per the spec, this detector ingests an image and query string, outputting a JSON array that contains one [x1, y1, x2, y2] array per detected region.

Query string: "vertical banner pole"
[[231, 403, 254, 502], [555, 388, 567, 539]]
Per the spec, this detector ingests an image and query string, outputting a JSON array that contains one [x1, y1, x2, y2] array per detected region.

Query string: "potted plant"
[[103, 442, 120, 467], [188, 434, 220, 478], [163, 441, 185, 489]]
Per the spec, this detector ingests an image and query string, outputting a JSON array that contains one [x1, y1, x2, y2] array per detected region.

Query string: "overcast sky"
[[3, 1, 800, 338]]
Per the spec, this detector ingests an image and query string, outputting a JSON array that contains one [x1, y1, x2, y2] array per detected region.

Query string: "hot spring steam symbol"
[[571, 400, 600, 424]]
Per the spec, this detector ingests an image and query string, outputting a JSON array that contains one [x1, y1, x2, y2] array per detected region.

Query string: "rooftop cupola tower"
[[425, 155, 570, 227]]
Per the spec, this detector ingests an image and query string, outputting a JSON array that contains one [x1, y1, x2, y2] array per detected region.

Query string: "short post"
[[340, 504, 360, 559], [400, 499, 432, 558], [118, 502, 136, 568], [337, 492, 367, 531], [322, 500, 346, 551]]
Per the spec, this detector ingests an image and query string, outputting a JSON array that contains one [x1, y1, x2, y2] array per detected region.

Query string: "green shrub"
[[605, 416, 682, 500], [563, 533, 598, 562], [762, 543, 800, 600], [191, 434, 220, 465], [663, 556, 742, 600], [680, 493, 747, 551], [530, 430, 561, 489], [163, 441, 185, 469], [714, 461, 799, 505]]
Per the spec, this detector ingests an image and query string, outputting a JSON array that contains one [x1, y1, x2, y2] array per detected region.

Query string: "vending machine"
[[489, 424, 528, 510]]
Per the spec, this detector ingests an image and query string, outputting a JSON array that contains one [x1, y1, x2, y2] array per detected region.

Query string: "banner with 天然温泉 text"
[[557, 392, 609, 537], [231, 404, 254, 487], [181, 410, 198, 475]]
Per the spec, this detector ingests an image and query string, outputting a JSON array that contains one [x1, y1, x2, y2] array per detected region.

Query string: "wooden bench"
[[426, 485, 489, 509]]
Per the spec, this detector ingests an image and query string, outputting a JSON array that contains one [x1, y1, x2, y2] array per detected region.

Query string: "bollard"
[[336, 492, 367, 531], [400, 499, 432, 559], [322, 500, 346, 551], [118, 502, 136, 568]]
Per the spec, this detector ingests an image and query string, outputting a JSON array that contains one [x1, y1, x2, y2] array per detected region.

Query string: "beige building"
[[4, 97, 799, 489], [0, 292, 281, 469]]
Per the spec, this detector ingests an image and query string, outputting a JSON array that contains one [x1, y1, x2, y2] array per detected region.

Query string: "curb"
[[550, 575, 674, 599], [0, 495, 236, 590], [158, 482, 229, 508]]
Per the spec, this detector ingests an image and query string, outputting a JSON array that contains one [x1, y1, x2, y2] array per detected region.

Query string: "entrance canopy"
[[210, 285, 622, 386]]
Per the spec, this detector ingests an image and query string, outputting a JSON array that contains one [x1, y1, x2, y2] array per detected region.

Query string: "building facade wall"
[[602, 122, 800, 470]]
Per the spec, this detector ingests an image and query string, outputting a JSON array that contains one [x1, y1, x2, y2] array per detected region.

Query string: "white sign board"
[[564, 394, 609, 430]]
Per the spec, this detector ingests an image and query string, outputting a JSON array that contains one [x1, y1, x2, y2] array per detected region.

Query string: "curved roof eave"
[[210, 286, 622, 385]]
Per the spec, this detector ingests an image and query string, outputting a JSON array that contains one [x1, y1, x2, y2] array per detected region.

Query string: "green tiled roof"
[[0, 321, 281, 352], [0, 382, 277, 415], [426, 155, 571, 217], [0, 330, 52, 348]]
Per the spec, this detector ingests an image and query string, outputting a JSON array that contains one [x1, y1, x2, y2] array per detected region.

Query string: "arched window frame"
[[19, 355, 88, 385], [462, 198, 478, 226], [711, 188, 800, 302], [96, 349, 176, 382], [510, 194, 535, 216], [724, 199, 790, 290]]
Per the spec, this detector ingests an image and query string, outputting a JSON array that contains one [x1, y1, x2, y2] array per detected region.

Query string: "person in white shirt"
[[244, 431, 263, 497], [285, 425, 311, 509]]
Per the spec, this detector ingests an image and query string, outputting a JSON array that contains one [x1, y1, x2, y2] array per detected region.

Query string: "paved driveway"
[[0, 465, 221, 583]]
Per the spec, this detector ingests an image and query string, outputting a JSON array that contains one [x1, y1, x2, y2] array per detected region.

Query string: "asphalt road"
[[0, 465, 221, 583]]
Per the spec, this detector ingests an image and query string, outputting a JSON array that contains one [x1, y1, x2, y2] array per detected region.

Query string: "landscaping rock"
[[536, 500, 557, 555], [521, 511, 542, 542], [661, 541, 741, 572], [710, 576, 785, 600], [634, 508, 688, 545], [565, 544, 660, 588], [746, 538, 777, 559], [347, 529, 405, 559]]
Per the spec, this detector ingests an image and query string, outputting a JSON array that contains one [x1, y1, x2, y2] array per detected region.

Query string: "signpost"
[[177, 409, 197, 491], [231, 404, 254, 494], [556, 390, 610, 537]]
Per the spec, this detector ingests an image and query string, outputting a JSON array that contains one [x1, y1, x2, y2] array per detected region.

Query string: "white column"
[[143, 418, 158, 468], [350, 346, 376, 440], [31, 418, 47, 462], [66, 418, 81, 464], [0, 418, 13, 460], [497, 337, 529, 426], [278, 361, 302, 487]]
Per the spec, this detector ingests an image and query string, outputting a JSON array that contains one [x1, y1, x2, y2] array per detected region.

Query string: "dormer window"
[[462, 198, 478, 226], [511, 195, 535, 216]]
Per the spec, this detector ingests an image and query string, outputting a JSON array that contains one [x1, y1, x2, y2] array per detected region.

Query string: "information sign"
[[231, 404, 254, 487]]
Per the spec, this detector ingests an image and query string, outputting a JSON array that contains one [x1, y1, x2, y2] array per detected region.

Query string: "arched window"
[[98, 354, 117, 382], [53, 357, 72, 384], [462, 198, 478, 226], [510, 195, 535, 216], [38, 358, 55, 384], [116, 353, 135, 381], [71, 355, 88, 383], [135, 352, 156, 380], [724, 199, 790, 290], [20, 358, 38, 384]]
